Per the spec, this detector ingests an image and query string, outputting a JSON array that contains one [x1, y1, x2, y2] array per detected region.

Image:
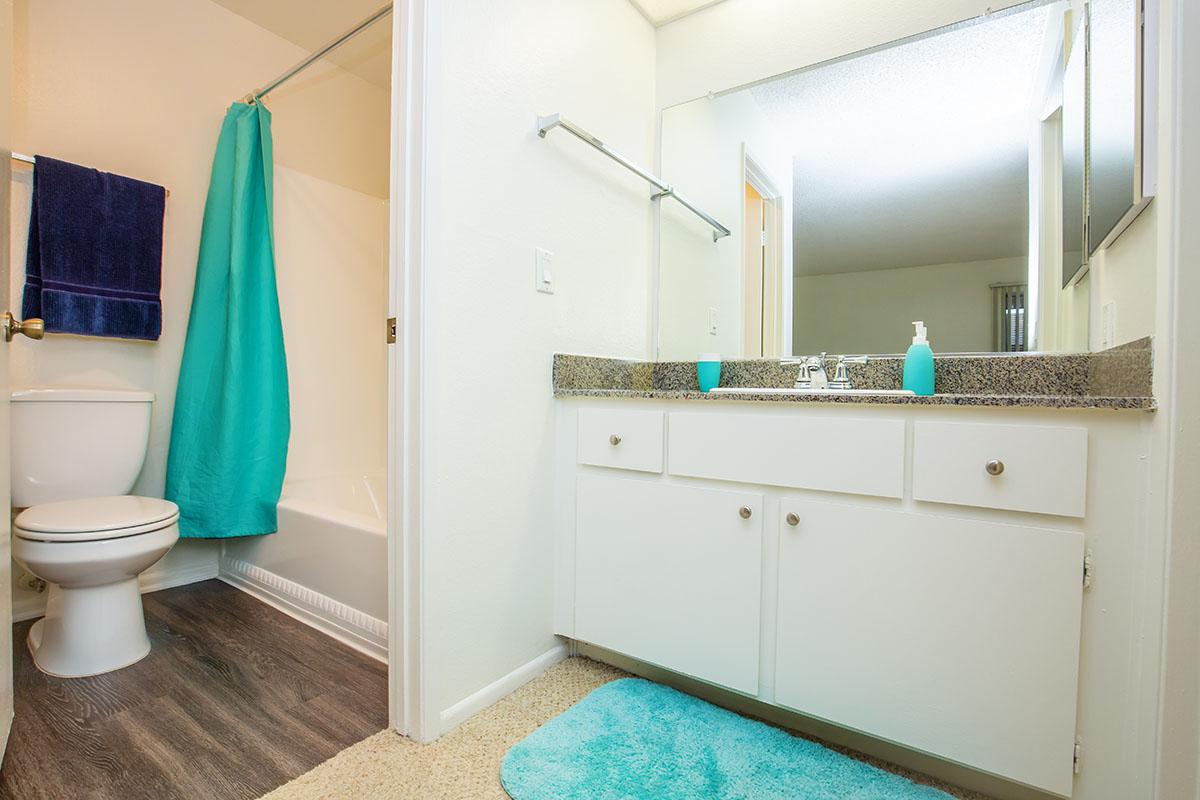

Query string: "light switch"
[[1101, 301, 1116, 348], [536, 248, 554, 294], [708, 307, 718, 336]]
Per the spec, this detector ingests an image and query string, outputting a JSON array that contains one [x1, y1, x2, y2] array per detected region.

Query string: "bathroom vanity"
[[552, 351, 1156, 799]]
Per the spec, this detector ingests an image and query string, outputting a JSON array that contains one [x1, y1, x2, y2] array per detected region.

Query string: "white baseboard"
[[438, 644, 569, 734], [11, 559, 220, 623], [218, 556, 387, 663]]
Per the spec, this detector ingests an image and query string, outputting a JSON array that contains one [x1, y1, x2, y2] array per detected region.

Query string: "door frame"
[[388, 0, 429, 741], [0, 0, 14, 760], [741, 149, 786, 358]]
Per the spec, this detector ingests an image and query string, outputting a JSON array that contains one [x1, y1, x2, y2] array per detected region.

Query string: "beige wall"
[[9, 0, 388, 583], [792, 256, 1027, 354]]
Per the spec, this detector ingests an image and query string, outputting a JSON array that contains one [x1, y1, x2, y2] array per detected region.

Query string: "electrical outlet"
[[1101, 301, 1116, 349], [708, 307, 718, 336], [535, 248, 554, 294]]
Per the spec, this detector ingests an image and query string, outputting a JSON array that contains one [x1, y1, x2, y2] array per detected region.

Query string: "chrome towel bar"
[[537, 113, 731, 242]]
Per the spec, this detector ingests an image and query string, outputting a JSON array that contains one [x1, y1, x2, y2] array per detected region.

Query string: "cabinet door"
[[775, 500, 1084, 797], [575, 474, 762, 694]]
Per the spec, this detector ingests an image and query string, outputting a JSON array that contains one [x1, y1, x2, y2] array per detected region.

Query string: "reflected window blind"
[[992, 283, 1028, 352]]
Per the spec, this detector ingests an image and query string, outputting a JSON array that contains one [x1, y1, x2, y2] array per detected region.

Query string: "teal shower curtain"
[[165, 102, 290, 538]]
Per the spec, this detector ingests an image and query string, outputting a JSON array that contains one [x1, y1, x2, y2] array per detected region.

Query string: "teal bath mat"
[[501, 678, 953, 800]]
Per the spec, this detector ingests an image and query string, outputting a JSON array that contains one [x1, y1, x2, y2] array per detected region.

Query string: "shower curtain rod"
[[242, 3, 392, 104]]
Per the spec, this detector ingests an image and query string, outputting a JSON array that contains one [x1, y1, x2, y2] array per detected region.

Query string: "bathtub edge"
[[218, 556, 387, 663]]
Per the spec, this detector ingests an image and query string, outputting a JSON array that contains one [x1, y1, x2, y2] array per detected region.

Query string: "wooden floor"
[[0, 580, 388, 800]]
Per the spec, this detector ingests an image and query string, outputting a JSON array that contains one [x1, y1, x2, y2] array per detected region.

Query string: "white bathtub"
[[220, 472, 388, 660]]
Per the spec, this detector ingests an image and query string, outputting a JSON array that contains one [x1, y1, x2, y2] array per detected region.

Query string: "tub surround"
[[553, 337, 1155, 410]]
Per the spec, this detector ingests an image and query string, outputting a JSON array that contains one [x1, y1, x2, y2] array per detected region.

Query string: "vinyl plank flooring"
[[0, 580, 388, 800]]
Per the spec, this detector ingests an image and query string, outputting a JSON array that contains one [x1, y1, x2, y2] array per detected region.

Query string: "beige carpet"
[[258, 657, 990, 800]]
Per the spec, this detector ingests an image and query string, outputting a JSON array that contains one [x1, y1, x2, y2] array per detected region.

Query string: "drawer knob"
[[986, 459, 1005, 476], [785, 512, 800, 527], [609, 434, 622, 446], [739, 506, 753, 520]]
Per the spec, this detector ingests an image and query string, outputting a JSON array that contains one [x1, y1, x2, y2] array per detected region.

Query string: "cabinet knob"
[[739, 506, 753, 519], [785, 512, 800, 527], [609, 434, 622, 446], [985, 459, 1005, 476]]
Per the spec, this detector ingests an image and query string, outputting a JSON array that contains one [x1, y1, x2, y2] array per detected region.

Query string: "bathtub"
[[220, 472, 388, 661]]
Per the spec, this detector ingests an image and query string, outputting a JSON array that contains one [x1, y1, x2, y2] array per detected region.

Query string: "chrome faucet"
[[789, 353, 869, 390], [792, 353, 829, 389], [829, 355, 869, 390]]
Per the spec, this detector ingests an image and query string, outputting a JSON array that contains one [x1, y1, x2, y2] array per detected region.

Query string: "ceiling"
[[747, 5, 1051, 276], [211, 0, 392, 88], [628, 0, 728, 26]]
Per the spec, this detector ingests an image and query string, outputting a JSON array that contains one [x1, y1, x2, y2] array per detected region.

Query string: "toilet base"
[[28, 579, 152, 678]]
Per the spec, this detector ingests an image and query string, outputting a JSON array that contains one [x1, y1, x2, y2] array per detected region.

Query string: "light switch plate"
[[708, 307, 718, 336], [536, 248, 554, 294], [1101, 301, 1116, 348]]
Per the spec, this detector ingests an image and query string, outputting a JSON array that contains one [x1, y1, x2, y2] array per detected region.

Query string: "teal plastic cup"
[[697, 353, 721, 392]]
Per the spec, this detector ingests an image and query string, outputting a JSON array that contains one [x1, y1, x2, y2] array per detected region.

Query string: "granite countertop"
[[553, 387, 1153, 410], [552, 339, 1156, 411]]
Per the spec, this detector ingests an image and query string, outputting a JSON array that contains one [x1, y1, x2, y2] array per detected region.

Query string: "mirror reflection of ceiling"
[[747, 4, 1051, 277], [210, 0, 392, 88]]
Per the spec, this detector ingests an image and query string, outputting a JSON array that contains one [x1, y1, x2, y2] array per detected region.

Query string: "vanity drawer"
[[912, 422, 1088, 517], [578, 409, 664, 473], [668, 412, 905, 498]]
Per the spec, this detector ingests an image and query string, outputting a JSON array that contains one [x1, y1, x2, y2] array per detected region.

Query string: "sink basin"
[[708, 387, 917, 397]]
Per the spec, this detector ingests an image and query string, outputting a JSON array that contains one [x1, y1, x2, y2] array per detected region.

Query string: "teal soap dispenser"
[[903, 321, 935, 396]]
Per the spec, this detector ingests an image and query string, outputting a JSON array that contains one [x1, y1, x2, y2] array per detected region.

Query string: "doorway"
[[742, 153, 785, 358]]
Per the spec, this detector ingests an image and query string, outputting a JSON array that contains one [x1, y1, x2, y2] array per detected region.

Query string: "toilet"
[[10, 388, 180, 678]]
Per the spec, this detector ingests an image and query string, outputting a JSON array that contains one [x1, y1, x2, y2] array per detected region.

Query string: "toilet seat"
[[14, 496, 180, 543]]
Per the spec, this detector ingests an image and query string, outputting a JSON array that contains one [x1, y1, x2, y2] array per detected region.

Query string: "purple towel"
[[22, 155, 166, 340]]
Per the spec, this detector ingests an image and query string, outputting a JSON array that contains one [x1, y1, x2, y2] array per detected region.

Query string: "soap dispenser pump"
[[903, 321, 935, 396]]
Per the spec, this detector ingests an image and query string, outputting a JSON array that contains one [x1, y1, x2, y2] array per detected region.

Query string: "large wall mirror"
[[656, 0, 1155, 360], [1088, 0, 1155, 254]]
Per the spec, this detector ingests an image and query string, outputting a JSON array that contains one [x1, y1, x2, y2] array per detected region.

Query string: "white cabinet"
[[574, 474, 763, 694], [559, 404, 1102, 797], [913, 421, 1088, 517], [774, 499, 1084, 797], [669, 412, 905, 498], [578, 408, 664, 473]]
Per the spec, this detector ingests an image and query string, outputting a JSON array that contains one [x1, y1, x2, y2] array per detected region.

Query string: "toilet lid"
[[15, 496, 180, 542]]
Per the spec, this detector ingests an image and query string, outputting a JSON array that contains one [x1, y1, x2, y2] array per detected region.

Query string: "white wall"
[[1088, 204, 1157, 349], [1152, 0, 1200, 793], [658, 92, 792, 360], [420, 0, 655, 733], [655, 0, 1026, 109], [792, 256, 1027, 354], [9, 0, 388, 604], [274, 166, 388, 484]]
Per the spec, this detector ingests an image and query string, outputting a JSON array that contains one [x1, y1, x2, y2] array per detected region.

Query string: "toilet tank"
[[11, 388, 156, 508]]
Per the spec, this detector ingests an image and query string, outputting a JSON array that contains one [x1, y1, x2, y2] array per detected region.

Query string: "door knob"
[[4, 311, 44, 342], [609, 434, 622, 446], [739, 506, 753, 519], [785, 512, 800, 527], [985, 459, 1005, 476]]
